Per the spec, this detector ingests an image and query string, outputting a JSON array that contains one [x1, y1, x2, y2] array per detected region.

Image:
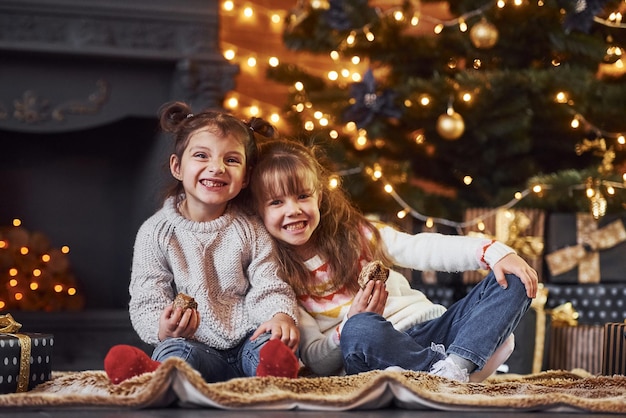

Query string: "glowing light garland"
[[221, 1, 626, 227]]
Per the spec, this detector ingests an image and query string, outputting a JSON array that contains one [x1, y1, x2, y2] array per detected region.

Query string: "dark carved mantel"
[[0, 1, 239, 369], [0, 0, 236, 133]]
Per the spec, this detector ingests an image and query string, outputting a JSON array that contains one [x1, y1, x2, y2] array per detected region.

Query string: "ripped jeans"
[[341, 272, 531, 374], [151, 330, 270, 383]]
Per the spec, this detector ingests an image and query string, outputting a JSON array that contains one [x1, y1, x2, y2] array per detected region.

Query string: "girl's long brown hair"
[[250, 138, 392, 296]]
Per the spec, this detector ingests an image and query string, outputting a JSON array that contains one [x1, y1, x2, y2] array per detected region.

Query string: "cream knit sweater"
[[129, 197, 298, 350]]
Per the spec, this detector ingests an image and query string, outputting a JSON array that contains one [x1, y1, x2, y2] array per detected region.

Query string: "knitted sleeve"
[[128, 215, 176, 346], [377, 224, 514, 272], [241, 217, 299, 325]]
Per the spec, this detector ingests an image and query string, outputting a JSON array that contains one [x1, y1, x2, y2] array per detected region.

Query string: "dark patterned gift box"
[[0, 314, 54, 393], [544, 283, 626, 325], [545, 213, 626, 284]]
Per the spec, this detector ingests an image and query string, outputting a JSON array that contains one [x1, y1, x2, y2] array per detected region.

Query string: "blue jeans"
[[341, 272, 531, 374], [151, 330, 270, 383]]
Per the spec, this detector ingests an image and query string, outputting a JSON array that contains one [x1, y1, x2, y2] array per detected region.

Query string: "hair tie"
[[186, 113, 194, 119], [243, 120, 254, 132]]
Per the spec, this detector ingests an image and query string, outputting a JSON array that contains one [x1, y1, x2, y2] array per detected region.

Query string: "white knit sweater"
[[298, 224, 514, 376], [129, 197, 298, 350]]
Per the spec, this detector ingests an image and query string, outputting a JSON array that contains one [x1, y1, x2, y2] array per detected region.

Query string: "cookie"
[[172, 293, 198, 310], [357, 261, 390, 289]]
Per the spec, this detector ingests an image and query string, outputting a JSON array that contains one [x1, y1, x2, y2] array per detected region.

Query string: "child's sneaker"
[[429, 357, 469, 382]]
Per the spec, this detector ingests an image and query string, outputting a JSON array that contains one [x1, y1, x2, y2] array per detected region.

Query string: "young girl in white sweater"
[[128, 103, 299, 383], [249, 138, 538, 382]]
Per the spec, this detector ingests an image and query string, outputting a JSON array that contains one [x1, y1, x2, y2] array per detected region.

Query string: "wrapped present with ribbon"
[[602, 321, 626, 376], [463, 208, 545, 284], [0, 313, 54, 393], [544, 283, 626, 325], [547, 323, 605, 374], [545, 213, 626, 284], [545, 302, 604, 374]]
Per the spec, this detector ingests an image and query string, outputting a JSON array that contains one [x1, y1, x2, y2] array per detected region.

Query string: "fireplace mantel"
[[0, 0, 236, 310], [0, 0, 236, 133]]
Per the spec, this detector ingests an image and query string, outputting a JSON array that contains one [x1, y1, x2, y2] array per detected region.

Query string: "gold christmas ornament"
[[470, 19, 499, 49], [436, 110, 465, 140]]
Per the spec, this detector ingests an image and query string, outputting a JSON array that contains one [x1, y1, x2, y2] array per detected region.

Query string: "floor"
[[0, 408, 616, 417]]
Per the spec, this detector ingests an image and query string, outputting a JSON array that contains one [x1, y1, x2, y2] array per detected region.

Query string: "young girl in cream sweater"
[[249, 138, 538, 382]]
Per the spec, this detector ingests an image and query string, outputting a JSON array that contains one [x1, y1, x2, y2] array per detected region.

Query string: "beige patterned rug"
[[0, 357, 625, 413]]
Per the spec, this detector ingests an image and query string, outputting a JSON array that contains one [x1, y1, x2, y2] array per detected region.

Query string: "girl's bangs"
[[261, 158, 317, 199]]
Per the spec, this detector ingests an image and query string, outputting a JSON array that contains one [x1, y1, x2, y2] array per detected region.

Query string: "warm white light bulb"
[[224, 49, 236, 60]]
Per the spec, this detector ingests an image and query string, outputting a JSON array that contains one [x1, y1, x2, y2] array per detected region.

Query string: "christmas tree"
[[264, 0, 626, 222]]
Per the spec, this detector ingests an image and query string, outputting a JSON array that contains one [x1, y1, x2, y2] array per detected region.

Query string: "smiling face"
[[259, 183, 321, 258], [170, 127, 248, 222], [254, 158, 322, 258]]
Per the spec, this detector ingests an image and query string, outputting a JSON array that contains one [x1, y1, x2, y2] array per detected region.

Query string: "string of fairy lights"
[[220, 0, 626, 228], [0, 218, 82, 311]]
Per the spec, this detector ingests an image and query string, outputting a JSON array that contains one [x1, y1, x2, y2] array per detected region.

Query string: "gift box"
[[602, 322, 626, 376], [544, 283, 626, 325], [547, 324, 604, 374], [545, 213, 626, 284], [463, 208, 545, 284], [0, 314, 53, 393]]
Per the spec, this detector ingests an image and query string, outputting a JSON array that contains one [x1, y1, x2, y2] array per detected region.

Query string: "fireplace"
[[0, 0, 236, 369], [0, 0, 236, 310]]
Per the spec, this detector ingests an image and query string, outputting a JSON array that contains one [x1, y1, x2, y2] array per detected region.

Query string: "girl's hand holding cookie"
[[348, 278, 388, 318], [157, 293, 200, 340]]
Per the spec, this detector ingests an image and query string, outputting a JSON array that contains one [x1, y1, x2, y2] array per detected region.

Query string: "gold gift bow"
[[495, 210, 544, 259], [467, 210, 544, 262], [0, 314, 31, 393], [547, 302, 580, 327], [545, 218, 626, 283]]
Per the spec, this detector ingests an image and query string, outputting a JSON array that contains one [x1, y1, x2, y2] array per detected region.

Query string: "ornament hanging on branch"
[[470, 18, 499, 49], [343, 68, 402, 128], [436, 100, 465, 140], [323, 0, 354, 31], [560, 0, 612, 33]]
